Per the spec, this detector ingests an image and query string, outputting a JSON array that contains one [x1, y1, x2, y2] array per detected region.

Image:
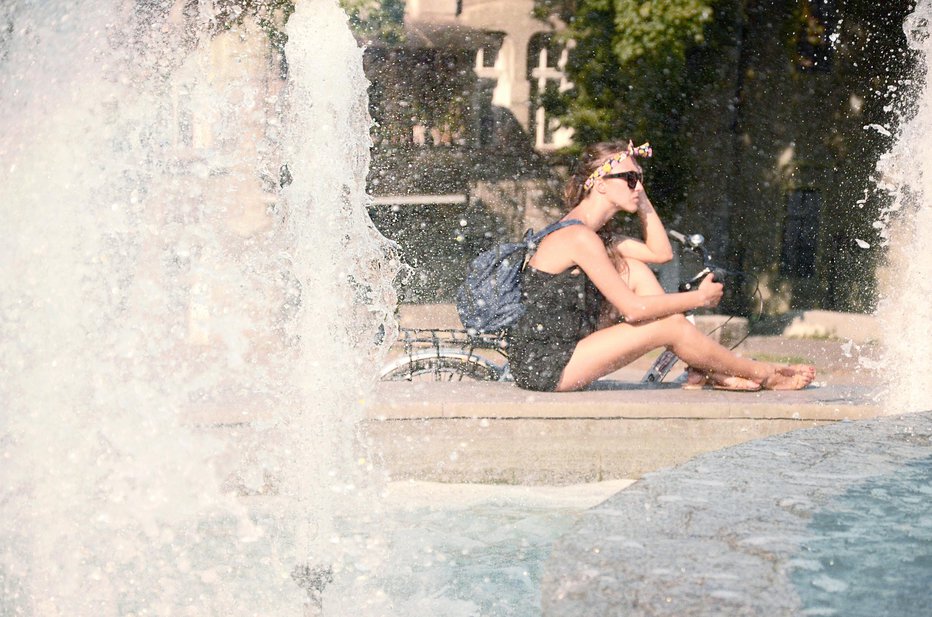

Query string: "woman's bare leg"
[[616, 258, 759, 389], [557, 315, 813, 391], [557, 258, 814, 391], [622, 257, 664, 295]]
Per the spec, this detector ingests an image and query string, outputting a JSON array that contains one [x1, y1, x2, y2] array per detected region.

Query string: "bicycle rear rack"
[[379, 327, 510, 382], [396, 327, 507, 357]]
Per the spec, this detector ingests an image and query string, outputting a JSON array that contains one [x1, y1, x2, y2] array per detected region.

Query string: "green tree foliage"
[[214, 0, 295, 36], [540, 0, 716, 207], [341, 0, 407, 44], [612, 0, 713, 64], [213, 0, 405, 49]]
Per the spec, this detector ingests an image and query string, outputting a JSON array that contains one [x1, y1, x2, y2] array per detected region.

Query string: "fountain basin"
[[541, 410, 932, 616]]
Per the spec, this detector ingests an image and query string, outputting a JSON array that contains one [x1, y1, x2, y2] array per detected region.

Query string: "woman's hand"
[[697, 273, 723, 308], [635, 186, 654, 215]]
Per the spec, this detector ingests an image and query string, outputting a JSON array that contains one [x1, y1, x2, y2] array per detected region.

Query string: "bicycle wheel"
[[379, 351, 502, 382]]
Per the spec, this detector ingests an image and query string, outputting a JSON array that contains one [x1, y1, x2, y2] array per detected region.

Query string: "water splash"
[[0, 0, 398, 614], [876, 0, 932, 414]]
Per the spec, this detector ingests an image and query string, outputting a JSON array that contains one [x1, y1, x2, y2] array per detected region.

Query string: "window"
[[474, 33, 504, 76], [527, 33, 572, 150], [366, 47, 475, 148], [780, 190, 821, 278]]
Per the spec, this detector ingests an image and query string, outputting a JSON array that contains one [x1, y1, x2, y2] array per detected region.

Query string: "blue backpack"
[[455, 219, 583, 334]]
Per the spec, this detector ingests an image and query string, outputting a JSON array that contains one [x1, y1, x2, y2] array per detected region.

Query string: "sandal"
[[681, 368, 709, 390], [682, 368, 761, 392], [709, 375, 762, 392]]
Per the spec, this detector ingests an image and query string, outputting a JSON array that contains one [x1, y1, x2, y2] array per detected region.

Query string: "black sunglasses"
[[603, 171, 642, 189]]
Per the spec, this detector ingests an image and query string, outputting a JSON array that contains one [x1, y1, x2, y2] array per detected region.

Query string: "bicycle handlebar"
[[667, 229, 706, 251], [667, 230, 760, 352], [667, 229, 688, 245], [667, 228, 727, 291]]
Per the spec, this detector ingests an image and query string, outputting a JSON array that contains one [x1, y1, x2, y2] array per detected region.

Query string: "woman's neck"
[[564, 196, 618, 230]]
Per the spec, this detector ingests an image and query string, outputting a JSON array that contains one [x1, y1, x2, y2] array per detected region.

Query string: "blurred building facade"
[[364, 0, 572, 302]]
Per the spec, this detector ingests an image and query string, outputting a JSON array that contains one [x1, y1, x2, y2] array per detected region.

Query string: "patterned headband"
[[583, 142, 653, 191]]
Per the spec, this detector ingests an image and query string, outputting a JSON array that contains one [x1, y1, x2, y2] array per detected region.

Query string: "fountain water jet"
[[0, 1, 398, 614], [875, 0, 932, 414]]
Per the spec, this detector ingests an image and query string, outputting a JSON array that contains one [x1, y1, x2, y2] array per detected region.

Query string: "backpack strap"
[[526, 218, 584, 247]]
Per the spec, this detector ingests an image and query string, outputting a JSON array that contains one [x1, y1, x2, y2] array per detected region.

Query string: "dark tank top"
[[506, 266, 602, 391]]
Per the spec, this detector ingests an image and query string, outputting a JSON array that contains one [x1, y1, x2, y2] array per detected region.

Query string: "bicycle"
[[378, 327, 511, 382], [379, 230, 757, 384]]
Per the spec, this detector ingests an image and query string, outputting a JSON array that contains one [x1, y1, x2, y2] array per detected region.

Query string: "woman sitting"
[[506, 141, 815, 393]]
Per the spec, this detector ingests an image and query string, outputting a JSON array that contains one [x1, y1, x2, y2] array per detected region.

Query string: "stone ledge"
[[361, 415, 848, 485], [371, 381, 881, 421], [182, 381, 885, 487], [362, 381, 884, 484]]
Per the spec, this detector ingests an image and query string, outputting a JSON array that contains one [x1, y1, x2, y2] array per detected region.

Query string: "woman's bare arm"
[[571, 229, 720, 323]]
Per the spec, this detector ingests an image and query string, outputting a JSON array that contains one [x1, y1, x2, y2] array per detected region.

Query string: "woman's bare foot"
[[788, 364, 817, 378], [759, 364, 816, 390]]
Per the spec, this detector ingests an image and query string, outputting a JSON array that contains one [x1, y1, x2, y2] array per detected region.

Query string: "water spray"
[[0, 1, 397, 614]]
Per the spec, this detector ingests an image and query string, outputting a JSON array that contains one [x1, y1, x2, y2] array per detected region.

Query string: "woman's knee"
[[620, 312, 690, 348], [656, 313, 692, 343], [622, 257, 652, 276], [623, 258, 663, 294]]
